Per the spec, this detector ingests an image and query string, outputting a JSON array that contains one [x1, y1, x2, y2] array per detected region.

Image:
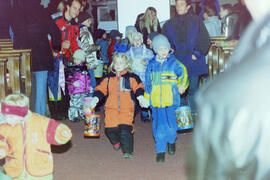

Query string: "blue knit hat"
[[152, 34, 171, 53]]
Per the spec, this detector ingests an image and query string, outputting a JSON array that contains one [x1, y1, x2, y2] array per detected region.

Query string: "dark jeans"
[[105, 124, 134, 153]]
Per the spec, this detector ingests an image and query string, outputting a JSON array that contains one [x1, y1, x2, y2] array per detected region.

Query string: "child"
[[126, 32, 154, 122], [0, 93, 72, 179], [66, 49, 91, 122], [96, 29, 110, 73], [146, 31, 159, 50], [144, 34, 188, 162], [107, 30, 123, 65], [89, 53, 149, 158], [77, 11, 100, 96]]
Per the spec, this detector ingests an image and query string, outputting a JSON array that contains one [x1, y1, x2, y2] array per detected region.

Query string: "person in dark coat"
[[162, 0, 210, 118], [12, 0, 62, 116]]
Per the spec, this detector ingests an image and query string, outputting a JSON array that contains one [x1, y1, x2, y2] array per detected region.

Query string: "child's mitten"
[[89, 97, 99, 109], [137, 95, 149, 108], [73, 81, 80, 87]]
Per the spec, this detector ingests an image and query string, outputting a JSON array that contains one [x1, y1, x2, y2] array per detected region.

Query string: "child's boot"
[[156, 152, 165, 162], [123, 152, 133, 159], [167, 143, 176, 155]]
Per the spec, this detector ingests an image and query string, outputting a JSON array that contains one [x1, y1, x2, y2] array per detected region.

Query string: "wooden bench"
[[208, 37, 235, 79], [0, 48, 32, 100], [0, 58, 8, 100]]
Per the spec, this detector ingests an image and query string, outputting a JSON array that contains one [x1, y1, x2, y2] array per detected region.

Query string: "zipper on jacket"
[[117, 73, 120, 111]]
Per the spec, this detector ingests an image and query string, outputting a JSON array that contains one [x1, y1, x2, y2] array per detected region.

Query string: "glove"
[[137, 95, 149, 108], [0, 148, 6, 157], [73, 81, 80, 87], [89, 97, 99, 110], [178, 85, 186, 95]]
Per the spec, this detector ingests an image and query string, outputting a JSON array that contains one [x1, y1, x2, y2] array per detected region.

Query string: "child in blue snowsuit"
[[144, 34, 189, 162]]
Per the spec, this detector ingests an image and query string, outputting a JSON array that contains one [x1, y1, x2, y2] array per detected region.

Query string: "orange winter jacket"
[[94, 70, 144, 127], [0, 111, 72, 179]]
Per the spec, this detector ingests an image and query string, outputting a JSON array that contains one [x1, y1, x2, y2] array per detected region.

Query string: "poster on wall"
[[117, 0, 170, 35]]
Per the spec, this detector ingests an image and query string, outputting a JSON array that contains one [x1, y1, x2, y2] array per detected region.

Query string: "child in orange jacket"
[[89, 53, 149, 158], [0, 94, 72, 179]]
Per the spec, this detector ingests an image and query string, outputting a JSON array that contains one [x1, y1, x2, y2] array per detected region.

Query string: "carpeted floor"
[[1, 110, 193, 180]]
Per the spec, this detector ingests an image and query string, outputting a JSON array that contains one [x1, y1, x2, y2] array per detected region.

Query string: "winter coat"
[[162, 13, 210, 77], [126, 45, 154, 84], [79, 25, 100, 69], [54, 8, 80, 59], [66, 63, 91, 95], [96, 39, 109, 64], [93, 70, 144, 128], [12, 1, 62, 72], [145, 54, 188, 108], [204, 16, 221, 37], [0, 111, 72, 179]]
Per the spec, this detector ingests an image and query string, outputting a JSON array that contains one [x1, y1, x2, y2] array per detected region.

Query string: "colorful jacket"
[[66, 62, 91, 95], [0, 111, 72, 179], [94, 70, 144, 127], [79, 25, 100, 69], [54, 9, 80, 59], [145, 54, 188, 108], [126, 45, 154, 85]]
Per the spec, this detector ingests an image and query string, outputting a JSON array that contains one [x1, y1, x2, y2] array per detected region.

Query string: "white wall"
[[117, 0, 170, 36]]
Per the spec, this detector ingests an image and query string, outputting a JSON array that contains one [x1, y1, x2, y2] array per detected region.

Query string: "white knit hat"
[[73, 49, 86, 61], [152, 34, 171, 53]]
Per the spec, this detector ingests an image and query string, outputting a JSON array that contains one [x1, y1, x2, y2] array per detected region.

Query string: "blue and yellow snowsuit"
[[145, 54, 188, 153]]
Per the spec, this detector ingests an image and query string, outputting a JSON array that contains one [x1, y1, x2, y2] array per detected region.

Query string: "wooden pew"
[[208, 37, 235, 79], [0, 49, 32, 99], [0, 58, 8, 101]]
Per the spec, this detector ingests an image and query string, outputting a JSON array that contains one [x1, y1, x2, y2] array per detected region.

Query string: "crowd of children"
[[0, 1, 207, 178]]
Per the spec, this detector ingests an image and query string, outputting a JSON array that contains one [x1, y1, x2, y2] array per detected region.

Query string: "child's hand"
[[89, 97, 99, 109], [137, 96, 149, 108], [61, 130, 70, 138], [141, 60, 147, 65], [178, 85, 186, 95], [192, 54, 197, 60], [0, 148, 6, 157], [73, 81, 80, 87]]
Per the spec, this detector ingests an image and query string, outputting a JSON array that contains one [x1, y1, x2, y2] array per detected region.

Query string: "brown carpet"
[[1, 110, 192, 180]]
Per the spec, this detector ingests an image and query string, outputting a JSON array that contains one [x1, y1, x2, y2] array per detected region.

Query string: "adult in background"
[[162, 0, 210, 118], [199, 0, 220, 19], [187, 0, 270, 179], [135, 7, 161, 45], [12, 0, 62, 116], [47, 0, 82, 120]]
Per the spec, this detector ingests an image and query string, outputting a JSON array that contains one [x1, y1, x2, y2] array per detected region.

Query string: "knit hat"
[[73, 49, 86, 61], [148, 31, 160, 41], [109, 30, 123, 40], [125, 26, 137, 37], [78, 12, 91, 24], [152, 34, 171, 53], [96, 29, 106, 39]]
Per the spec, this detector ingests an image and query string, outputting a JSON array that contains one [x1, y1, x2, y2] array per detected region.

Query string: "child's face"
[[102, 33, 107, 39], [82, 18, 91, 27], [5, 115, 22, 126], [157, 46, 169, 59], [133, 36, 142, 47], [147, 38, 152, 47], [203, 12, 209, 20], [114, 58, 127, 72], [115, 36, 121, 42], [74, 58, 82, 65]]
